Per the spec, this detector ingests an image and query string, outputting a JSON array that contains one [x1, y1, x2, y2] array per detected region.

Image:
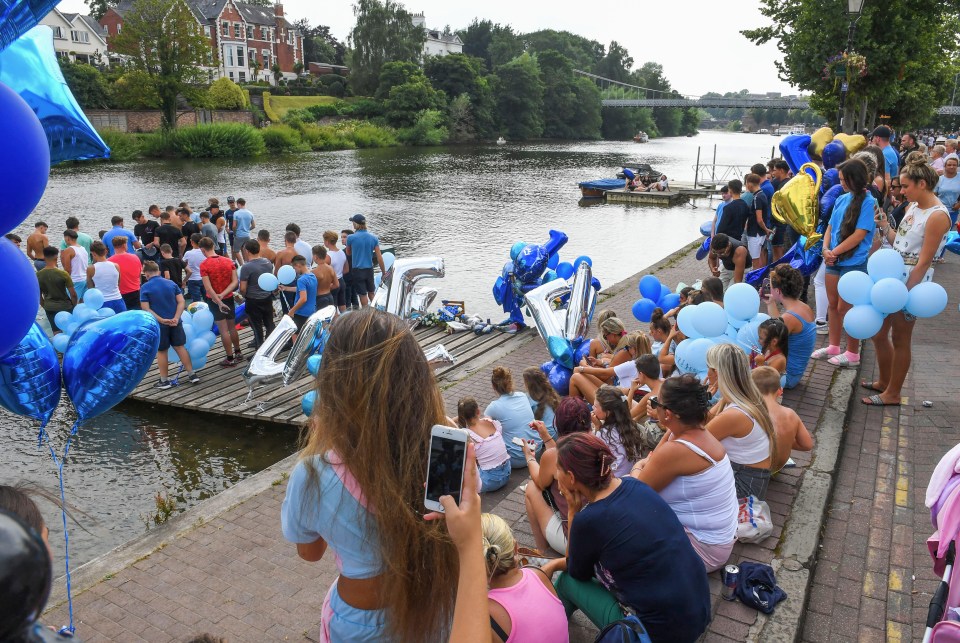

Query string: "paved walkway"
[[45, 242, 845, 641], [802, 258, 960, 643]]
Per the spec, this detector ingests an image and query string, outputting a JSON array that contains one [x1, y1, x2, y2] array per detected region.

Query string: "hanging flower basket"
[[822, 52, 868, 83]]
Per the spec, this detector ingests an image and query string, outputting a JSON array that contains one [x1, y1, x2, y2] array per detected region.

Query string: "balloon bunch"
[[50, 289, 118, 352], [167, 303, 218, 369], [631, 274, 682, 323], [837, 248, 949, 339]]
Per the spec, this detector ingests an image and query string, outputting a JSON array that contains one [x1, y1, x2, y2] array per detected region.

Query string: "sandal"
[[811, 347, 838, 360], [862, 394, 900, 407], [860, 380, 885, 392], [827, 354, 860, 367]]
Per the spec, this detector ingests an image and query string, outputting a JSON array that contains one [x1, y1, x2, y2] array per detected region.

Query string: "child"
[[592, 385, 644, 477], [159, 243, 187, 288], [456, 397, 511, 493], [626, 354, 665, 455], [752, 366, 813, 472], [755, 318, 789, 382]]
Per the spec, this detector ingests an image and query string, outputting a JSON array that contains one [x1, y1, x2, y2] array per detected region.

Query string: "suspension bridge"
[[574, 70, 960, 115]]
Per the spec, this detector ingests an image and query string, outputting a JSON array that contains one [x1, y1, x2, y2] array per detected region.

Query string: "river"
[[2, 130, 785, 568]]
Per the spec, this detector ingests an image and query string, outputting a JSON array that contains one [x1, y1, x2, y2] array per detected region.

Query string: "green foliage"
[[110, 70, 161, 109], [262, 92, 282, 122], [494, 53, 544, 140], [524, 30, 605, 71], [97, 129, 144, 162], [601, 106, 657, 139], [397, 109, 448, 146], [457, 19, 524, 70], [384, 79, 446, 128], [294, 18, 347, 66], [375, 61, 423, 99], [348, 0, 426, 96], [289, 120, 398, 150], [58, 60, 110, 109], [446, 93, 475, 143], [86, 0, 117, 20], [208, 77, 246, 109], [425, 54, 495, 138], [148, 123, 266, 158], [538, 50, 601, 139], [261, 124, 310, 153]]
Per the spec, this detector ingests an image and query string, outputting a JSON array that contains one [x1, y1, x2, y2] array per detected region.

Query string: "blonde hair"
[[751, 366, 782, 396], [615, 330, 651, 355], [706, 343, 777, 461], [595, 309, 617, 326], [598, 316, 626, 345], [481, 513, 517, 579], [901, 152, 939, 191]]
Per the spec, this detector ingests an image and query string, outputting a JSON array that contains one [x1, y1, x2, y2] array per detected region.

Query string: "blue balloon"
[[0, 27, 110, 164], [638, 275, 661, 301], [0, 238, 40, 358], [870, 278, 909, 314], [736, 321, 762, 353], [696, 237, 712, 261], [0, 323, 60, 424], [555, 262, 575, 280], [623, 168, 635, 180], [822, 140, 847, 170], [779, 134, 812, 175], [183, 322, 197, 343], [192, 352, 208, 370], [573, 256, 592, 270], [307, 354, 322, 376], [52, 333, 70, 353], [98, 307, 116, 318], [675, 338, 711, 374], [277, 265, 296, 285], [632, 298, 657, 323], [724, 283, 761, 322], [192, 309, 215, 332], [54, 311, 72, 331], [837, 270, 874, 306], [545, 361, 573, 396], [0, 0, 60, 53], [199, 330, 217, 348], [0, 82, 47, 234], [591, 277, 601, 291], [515, 243, 549, 285], [73, 303, 94, 322], [691, 302, 727, 338], [657, 284, 672, 304], [906, 281, 948, 318], [867, 248, 905, 283], [547, 253, 560, 270], [541, 269, 558, 283], [187, 338, 208, 362], [62, 311, 161, 421], [302, 390, 317, 416], [946, 231, 960, 255], [820, 168, 840, 195], [699, 220, 713, 237], [547, 335, 574, 369], [660, 293, 681, 311], [843, 305, 884, 340], [676, 305, 701, 338], [258, 273, 279, 291], [510, 242, 527, 261], [573, 340, 592, 365], [819, 184, 844, 222], [82, 288, 104, 311]]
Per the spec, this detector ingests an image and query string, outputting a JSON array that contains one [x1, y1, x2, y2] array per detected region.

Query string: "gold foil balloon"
[[771, 162, 823, 250], [809, 127, 835, 159], [833, 133, 867, 156]]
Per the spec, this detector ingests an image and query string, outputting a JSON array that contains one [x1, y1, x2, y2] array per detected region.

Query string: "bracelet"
[[527, 458, 536, 464]]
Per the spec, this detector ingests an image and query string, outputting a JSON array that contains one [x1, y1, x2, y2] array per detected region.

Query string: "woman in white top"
[[630, 374, 738, 571], [85, 240, 126, 314], [866, 153, 952, 406], [569, 332, 652, 403], [705, 343, 777, 500]]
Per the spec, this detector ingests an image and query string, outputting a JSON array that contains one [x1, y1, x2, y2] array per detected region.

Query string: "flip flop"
[[860, 380, 885, 392], [861, 394, 900, 407], [828, 354, 860, 367]]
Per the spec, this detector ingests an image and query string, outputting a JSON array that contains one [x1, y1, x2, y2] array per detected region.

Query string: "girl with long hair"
[[865, 153, 952, 406], [755, 318, 789, 378], [281, 308, 458, 642], [764, 264, 816, 388], [485, 366, 538, 467], [592, 385, 644, 477], [539, 433, 711, 642], [569, 332, 652, 403], [705, 343, 777, 499], [814, 158, 878, 367], [522, 366, 560, 437], [457, 397, 511, 493]]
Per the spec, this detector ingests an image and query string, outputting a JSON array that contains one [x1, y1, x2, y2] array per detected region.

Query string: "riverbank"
[[44, 240, 862, 642]]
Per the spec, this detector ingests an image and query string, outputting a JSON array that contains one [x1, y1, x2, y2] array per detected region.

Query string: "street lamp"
[[837, 0, 865, 133]]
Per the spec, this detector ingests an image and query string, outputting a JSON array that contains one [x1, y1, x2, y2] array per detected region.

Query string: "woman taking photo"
[[813, 158, 877, 367], [568, 332, 651, 403], [485, 366, 538, 468], [281, 308, 457, 642], [540, 433, 710, 643], [522, 366, 560, 438], [706, 343, 777, 499], [630, 374, 739, 571], [865, 153, 952, 406], [764, 264, 816, 388]]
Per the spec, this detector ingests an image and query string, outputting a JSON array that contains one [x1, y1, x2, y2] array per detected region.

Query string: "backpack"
[[594, 615, 653, 643]]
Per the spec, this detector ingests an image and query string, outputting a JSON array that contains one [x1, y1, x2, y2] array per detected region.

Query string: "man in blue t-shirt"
[[102, 216, 141, 257], [140, 261, 199, 389], [344, 214, 386, 306], [871, 126, 901, 187], [288, 255, 318, 339], [231, 197, 256, 265]]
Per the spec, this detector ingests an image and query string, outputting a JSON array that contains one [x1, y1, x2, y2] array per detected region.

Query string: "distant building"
[[41, 8, 110, 66], [100, 0, 303, 84], [411, 13, 462, 58]]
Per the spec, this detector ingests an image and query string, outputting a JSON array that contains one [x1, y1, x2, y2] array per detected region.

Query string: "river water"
[[1, 130, 783, 568]]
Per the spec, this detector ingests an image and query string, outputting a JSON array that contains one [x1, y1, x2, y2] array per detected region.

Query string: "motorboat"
[[633, 131, 649, 143], [496, 137, 506, 145]]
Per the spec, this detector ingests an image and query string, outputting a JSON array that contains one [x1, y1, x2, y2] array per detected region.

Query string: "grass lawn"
[[267, 95, 341, 118]]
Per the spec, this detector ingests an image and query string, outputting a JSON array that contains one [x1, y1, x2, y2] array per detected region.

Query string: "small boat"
[[578, 178, 623, 198], [496, 137, 506, 145], [789, 124, 806, 135], [633, 131, 649, 143], [757, 128, 769, 135]]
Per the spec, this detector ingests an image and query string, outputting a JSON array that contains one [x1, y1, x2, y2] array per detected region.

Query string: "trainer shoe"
[[188, 373, 200, 384], [815, 321, 829, 335], [154, 380, 173, 390], [220, 356, 237, 368]]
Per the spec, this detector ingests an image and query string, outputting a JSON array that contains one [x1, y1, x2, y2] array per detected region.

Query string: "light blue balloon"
[[867, 248, 906, 283], [187, 338, 208, 362], [676, 305, 701, 338], [638, 274, 661, 301], [725, 323, 740, 340], [73, 303, 94, 322], [62, 311, 161, 421], [277, 265, 296, 285], [192, 309, 215, 332], [52, 333, 70, 353], [258, 273, 279, 291], [302, 390, 317, 416], [307, 354, 322, 376], [510, 242, 526, 261], [199, 330, 217, 348], [82, 288, 104, 311], [541, 269, 558, 283], [724, 283, 761, 322], [180, 310, 193, 325], [843, 305, 884, 340], [547, 335, 574, 369], [64, 321, 78, 335], [675, 337, 712, 374], [906, 281, 948, 318], [547, 253, 560, 270], [555, 262, 574, 280], [54, 311, 72, 330], [748, 313, 771, 325], [870, 278, 909, 314], [737, 322, 762, 353], [728, 315, 748, 330], [837, 270, 874, 306], [192, 353, 208, 370], [0, 323, 61, 424], [167, 347, 181, 364], [691, 302, 727, 338], [98, 307, 116, 318], [382, 252, 396, 272], [183, 322, 197, 343]]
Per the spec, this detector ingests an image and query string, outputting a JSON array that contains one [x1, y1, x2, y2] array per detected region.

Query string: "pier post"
[[711, 145, 717, 186], [694, 146, 700, 189]]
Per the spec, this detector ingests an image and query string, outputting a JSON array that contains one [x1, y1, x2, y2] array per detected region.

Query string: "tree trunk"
[[856, 98, 869, 133]]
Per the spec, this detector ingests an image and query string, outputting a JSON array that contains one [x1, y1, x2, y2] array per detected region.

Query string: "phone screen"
[[425, 434, 466, 505]]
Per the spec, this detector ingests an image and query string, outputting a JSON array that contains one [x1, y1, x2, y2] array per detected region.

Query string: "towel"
[[927, 442, 960, 509]]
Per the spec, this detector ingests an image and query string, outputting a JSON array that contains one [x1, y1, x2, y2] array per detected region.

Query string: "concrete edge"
[[45, 452, 300, 611], [753, 364, 860, 642]]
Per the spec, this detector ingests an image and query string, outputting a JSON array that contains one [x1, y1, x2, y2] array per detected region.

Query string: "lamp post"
[[837, 0, 865, 133]]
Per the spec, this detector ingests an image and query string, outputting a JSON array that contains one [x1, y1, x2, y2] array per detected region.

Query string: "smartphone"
[[512, 436, 536, 450], [760, 277, 771, 300], [424, 425, 469, 513]]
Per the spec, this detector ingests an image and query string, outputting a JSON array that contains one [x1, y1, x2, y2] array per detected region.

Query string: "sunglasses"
[[649, 396, 669, 411]]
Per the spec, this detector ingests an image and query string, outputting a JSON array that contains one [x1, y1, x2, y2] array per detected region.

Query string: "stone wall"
[[84, 109, 255, 133]]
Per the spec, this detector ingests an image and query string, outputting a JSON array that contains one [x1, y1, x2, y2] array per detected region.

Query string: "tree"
[[538, 50, 601, 139], [595, 41, 633, 83], [58, 60, 111, 108], [86, 0, 118, 21], [743, 0, 960, 131], [110, 0, 210, 129], [424, 53, 495, 138], [458, 19, 493, 68], [375, 60, 422, 99], [524, 30, 604, 72], [110, 70, 162, 109], [294, 18, 346, 65], [446, 93, 475, 142], [249, 56, 262, 82], [272, 63, 282, 85], [348, 0, 425, 96], [493, 53, 544, 140], [383, 78, 446, 128]]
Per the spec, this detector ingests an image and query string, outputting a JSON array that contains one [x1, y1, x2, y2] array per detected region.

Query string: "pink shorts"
[[685, 530, 735, 573]]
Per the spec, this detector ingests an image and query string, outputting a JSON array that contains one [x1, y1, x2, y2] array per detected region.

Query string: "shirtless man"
[[312, 245, 338, 310], [257, 229, 276, 263], [275, 231, 299, 313], [27, 221, 49, 271]]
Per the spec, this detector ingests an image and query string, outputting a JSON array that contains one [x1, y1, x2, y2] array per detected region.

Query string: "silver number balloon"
[[406, 286, 439, 318], [372, 257, 445, 318], [564, 262, 597, 341], [524, 279, 571, 345], [242, 315, 297, 393], [283, 306, 337, 385]]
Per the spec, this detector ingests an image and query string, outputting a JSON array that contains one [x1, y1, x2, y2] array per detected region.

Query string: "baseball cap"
[[227, 196, 236, 202], [871, 126, 892, 140], [349, 214, 366, 224]]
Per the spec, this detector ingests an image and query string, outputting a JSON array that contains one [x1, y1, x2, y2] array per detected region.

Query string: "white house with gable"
[[411, 12, 462, 57], [41, 8, 109, 66]]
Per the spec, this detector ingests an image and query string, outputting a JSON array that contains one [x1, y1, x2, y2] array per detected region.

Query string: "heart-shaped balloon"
[[771, 163, 823, 250], [0, 0, 60, 53], [822, 140, 847, 170], [834, 133, 867, 156], [62, 311, 160, 422], [808, 126, 835, 159], [0, 323, 61, 425]]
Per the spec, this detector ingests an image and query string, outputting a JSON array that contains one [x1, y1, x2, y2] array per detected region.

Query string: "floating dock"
[[126, 322, 530, 426]]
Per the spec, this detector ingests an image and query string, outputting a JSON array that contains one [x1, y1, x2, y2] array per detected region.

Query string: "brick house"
[[100, 0, 303, 83]]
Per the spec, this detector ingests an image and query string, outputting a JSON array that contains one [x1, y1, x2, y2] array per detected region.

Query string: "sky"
[[52, 0, 799, 96]]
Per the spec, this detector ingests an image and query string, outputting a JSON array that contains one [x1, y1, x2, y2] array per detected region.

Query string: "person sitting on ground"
[[626, 354, 664, 440], [711, 233, 751, 288], [649, 307, 672, 356], [37, 247, 77, 334], [629, 374, 739, 572], [539, 433, 711, 642], [281, 309, 460, 642], [645, 175, 669, 192], [456, 397, 511, 494], [522, 367, 560, 439], [86, 240, 125, 313], [311, 245, 338, 311], [583, 311, 622, 362], [288, 255, 318, 342], [657, 318, 687, 377], [484, 366, 538, 468], [569, 332, 651, 403], [752, 366, 813, 472], [700, 276, 724, 305], [754, 318, 789, 382], [591, 385, 644, 478], [523, 397, 592, 556], [481, 513, 569, 643], [764, 264, 816, 388], [706, 344, 777, 499], [198, 237, 242, 367], [140, 261, 199, 388]]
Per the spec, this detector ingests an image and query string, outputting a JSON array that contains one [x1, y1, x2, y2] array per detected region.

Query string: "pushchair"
[[923, 450, 960, 642]]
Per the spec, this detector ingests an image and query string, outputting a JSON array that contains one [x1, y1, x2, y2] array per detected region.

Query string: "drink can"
[[923, 401, 933, 408], [722, 564, 739, 601]]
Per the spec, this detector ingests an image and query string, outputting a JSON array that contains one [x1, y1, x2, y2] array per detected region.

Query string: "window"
[[248, 49, 257, 64], [246, 26, 253, 39], [233, 23, 241, 38], [226, 46, 233, 67], [222, 21, 229, 36], [204, 26, 211, 37], [228, 71, 234, 80], [53, 26, 64, 39], [288, 31, 294, 45], [238, 71, 246, 82], [70, 30, 89, 43], [236, 45, 244, 65], [116, 24, 121, 33]]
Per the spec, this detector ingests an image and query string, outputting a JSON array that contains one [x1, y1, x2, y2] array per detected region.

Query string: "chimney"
[[274, 3, 283, 17], [411, 12, 426, 29]]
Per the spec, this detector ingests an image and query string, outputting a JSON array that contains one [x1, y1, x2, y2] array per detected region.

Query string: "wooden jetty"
[[593, 181, 720, 206], [126, 322, 531, 426]]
